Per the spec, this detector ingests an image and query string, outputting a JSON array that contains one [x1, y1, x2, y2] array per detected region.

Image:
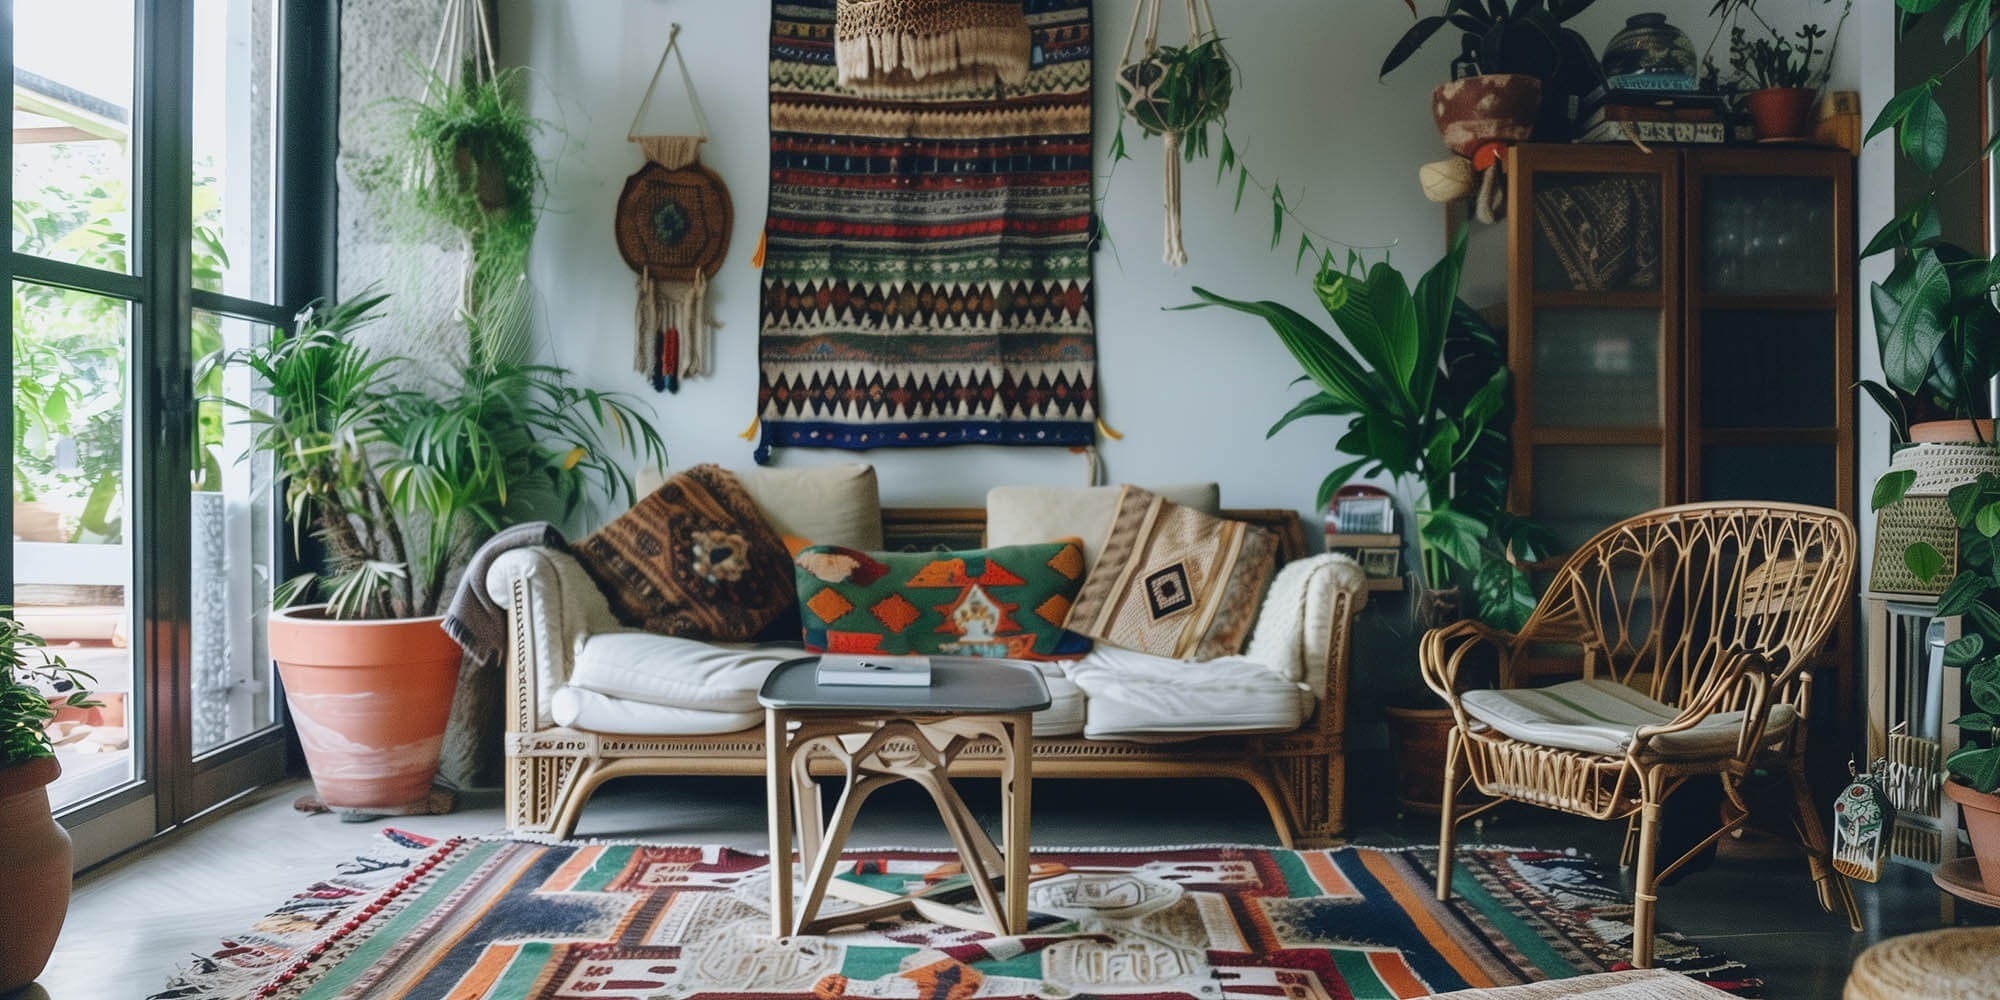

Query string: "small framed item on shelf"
[[1331, 491, 1394, 535], [1360, 548, 1401, 580]]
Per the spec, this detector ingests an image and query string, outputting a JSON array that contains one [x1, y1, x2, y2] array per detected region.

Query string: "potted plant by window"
[[1186, 225, 1550, 813], [1712, 0, 1850, 141], [1381, 0, 1602, 142], [219, 292, 665, 815], [0, 610, 95, 993]]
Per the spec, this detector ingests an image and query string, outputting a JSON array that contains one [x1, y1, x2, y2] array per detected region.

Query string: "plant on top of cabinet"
[[1382, 0, 1602, 139], [1711, 0, 1852, 140]]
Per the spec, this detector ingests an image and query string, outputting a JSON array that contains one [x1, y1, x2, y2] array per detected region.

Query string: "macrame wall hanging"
[[834, 0, 1030, 95], [618, 24, 732, 393], [1115, 0, 1232, 267]]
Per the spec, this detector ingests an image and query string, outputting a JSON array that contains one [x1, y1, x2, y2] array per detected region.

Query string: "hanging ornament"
[[1831, 757, 1898, 884], [1115, 0, 1232, 268], [617, 23, 731, 394], [834, 0, 1030, 95]]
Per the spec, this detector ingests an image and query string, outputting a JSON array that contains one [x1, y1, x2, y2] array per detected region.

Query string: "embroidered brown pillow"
[[1064, 486, 1278, 660], [572, 465, 794, 641]]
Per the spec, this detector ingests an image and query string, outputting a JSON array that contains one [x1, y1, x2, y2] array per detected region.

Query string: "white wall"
[[495, 0, 1891, 533]]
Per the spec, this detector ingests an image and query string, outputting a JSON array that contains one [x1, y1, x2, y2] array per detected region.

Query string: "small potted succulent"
[[0, 610, 95, 992], [1714, 0, 1851, 141]]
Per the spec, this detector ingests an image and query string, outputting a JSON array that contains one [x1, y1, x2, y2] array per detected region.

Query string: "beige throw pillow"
[[986, 482, 1220, 572], [1064, 486, 1277, 661]]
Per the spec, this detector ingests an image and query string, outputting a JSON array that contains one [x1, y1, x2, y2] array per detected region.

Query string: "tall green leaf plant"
[[1185, 225, 1548, 629]]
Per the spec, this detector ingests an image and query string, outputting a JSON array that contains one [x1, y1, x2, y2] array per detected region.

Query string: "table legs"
[[764, 709, 1036, 938]]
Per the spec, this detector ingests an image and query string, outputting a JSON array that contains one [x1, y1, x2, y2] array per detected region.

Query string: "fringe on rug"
[[834, 0, 1030, 89]]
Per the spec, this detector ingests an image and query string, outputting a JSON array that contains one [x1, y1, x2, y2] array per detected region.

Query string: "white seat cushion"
[[569, 634, 802, 714], [1460, 678, 1798, 760], [552, 687, 760, 736], [1062, 645, 1309, 743], [569, 632, 1086, 737]]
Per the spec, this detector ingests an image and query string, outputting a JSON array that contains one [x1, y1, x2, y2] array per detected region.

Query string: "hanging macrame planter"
[[834, 0, 1030, 95], [618, 24, 732, 394], [1115, 0, 1232, 268]]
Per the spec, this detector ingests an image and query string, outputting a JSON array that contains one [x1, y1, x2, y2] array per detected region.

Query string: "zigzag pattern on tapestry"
[[758, 0, 1097, 461]]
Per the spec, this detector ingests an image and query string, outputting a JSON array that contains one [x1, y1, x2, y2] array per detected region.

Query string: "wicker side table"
[[1844, 927, 2000, 999]]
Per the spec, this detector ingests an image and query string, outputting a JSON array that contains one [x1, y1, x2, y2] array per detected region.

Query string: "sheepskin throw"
[[757, 0, 1097, 462]]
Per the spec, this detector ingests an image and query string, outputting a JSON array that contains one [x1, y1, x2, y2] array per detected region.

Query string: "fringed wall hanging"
[[834, 0, 1030, 94], [1115, 0, 1232, 267], [758, 0, 1097, 463], [618, 24, 732, 393]]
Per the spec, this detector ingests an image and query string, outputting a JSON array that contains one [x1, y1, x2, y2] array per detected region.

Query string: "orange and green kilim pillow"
[[793, 541, 1092, 660]]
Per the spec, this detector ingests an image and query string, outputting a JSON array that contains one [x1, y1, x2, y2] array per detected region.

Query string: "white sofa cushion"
[[1026, 660, 1086, 737], [986, 483, 1220, 572], [552, 687, 761, 736], [1460, 678, 1798, 760], [1062, 646, 1309, 742], [569, 634, 800, 714]]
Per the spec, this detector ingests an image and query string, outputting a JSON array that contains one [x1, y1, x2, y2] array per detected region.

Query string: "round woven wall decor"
[[615, 160, 732, 281]]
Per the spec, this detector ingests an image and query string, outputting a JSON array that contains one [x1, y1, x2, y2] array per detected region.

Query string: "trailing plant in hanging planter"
[[1115, 0, 1235, 266]]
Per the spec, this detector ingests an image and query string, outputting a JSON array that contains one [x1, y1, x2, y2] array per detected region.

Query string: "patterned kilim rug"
[[152, 832, 1761, 999], [756, 0, 1097, 462]]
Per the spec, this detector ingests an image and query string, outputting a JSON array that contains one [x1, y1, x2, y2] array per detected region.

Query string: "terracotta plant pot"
[[0, 757, 72, 994], [1909, 419, 1997, 445], [1944, 780, 2000, 894], [268, 607, 462, 812], [1745, 87, 1816, 141], [1431, 74, 1542, 158]]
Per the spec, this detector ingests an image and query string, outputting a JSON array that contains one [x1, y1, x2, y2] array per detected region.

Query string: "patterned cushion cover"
[[572, 464, 795, 642], [1064, 485, 1277, 661], [794, 541, 1092, 660]]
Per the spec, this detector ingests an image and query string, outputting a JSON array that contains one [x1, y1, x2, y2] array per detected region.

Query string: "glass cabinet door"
[[1684, 150, 1853, 516], [1508, 147, 1680, 552]]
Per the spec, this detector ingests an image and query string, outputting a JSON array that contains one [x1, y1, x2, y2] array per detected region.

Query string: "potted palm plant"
[[220, 293, 665, 814], [1187, 225, 1548, 813], [0, 610, 94, 992]]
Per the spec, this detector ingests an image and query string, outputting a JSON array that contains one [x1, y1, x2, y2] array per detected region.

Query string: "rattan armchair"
[[1420, 502, 1862, 968]]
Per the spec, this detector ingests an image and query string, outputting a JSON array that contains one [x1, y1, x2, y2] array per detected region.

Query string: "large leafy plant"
[[0, 610, 95, 769], [217, 292, 667, 620], [1860, 0, 2000, 443], [1915, 474, 2000, 793], [1186, 226, 1548, 628]]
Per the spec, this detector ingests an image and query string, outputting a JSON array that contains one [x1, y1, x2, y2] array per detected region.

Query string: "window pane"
[[13, 281, 136, 810], [1701, 176, 1835, 295], [1530, 309, 1661, 428], [12, 0, 136, 274], [193, 311, 277, 753], [193, 0, 278, 300]]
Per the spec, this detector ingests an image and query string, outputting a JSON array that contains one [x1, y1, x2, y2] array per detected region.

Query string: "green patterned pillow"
[[794, 541, 1092, 660]]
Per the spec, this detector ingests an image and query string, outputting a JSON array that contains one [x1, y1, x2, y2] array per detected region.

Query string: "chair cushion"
[[1460, 678, 1798, 760], [572, 465, 796, 641], [568, 633, 801, 714], [794, 541, 1091, 660], [986, 482, 1220, 572], [1063, 645, 1309, 742], [1026, 660, 1086, 737], [551, 687, 761, 736], [1064, 487, 1277, 661]]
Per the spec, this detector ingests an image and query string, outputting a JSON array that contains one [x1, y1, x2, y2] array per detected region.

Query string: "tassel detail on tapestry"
[[617, 23, 732, 394], [834, 0, 1030, 95]]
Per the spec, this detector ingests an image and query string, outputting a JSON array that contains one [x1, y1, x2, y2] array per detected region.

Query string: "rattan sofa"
[[496, 503, 1367, 848]]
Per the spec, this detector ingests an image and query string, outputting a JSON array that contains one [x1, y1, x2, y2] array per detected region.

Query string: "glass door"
[[10, 0, 326, 865], [1507, 145, 1682, 552]]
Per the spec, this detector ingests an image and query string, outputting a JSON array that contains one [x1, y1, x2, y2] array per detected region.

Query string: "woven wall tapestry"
[[757, 0, 1097, 463]]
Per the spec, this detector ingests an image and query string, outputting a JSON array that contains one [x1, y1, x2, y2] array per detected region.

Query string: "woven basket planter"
[[1869, 443, 2000, 596]]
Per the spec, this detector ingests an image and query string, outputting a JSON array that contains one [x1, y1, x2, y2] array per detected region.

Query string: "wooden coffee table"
[[759, 655, 1050, 937]]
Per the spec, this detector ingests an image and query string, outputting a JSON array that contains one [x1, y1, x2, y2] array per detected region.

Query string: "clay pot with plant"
[[1186, 225, 1551, 812], [214, 292, 666, 816], [1712, 0, 1851, 141], [1382, 0, 1601, 140], [0, 610, 97, 992]]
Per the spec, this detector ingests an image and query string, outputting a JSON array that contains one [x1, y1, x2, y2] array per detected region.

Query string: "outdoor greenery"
[[1710, 0, 1850, 92], [0, 609, 95, 769], [1185, 225, 1549, 630], [217, 292, 667, 620], [1869, 0, 2000, 795]]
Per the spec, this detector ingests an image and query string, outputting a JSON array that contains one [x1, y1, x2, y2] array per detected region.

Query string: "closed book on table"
[[815, 653, 933, 687]]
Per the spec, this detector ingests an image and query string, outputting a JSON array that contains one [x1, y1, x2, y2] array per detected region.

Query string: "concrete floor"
[[26, 770, 1991, 1000]]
